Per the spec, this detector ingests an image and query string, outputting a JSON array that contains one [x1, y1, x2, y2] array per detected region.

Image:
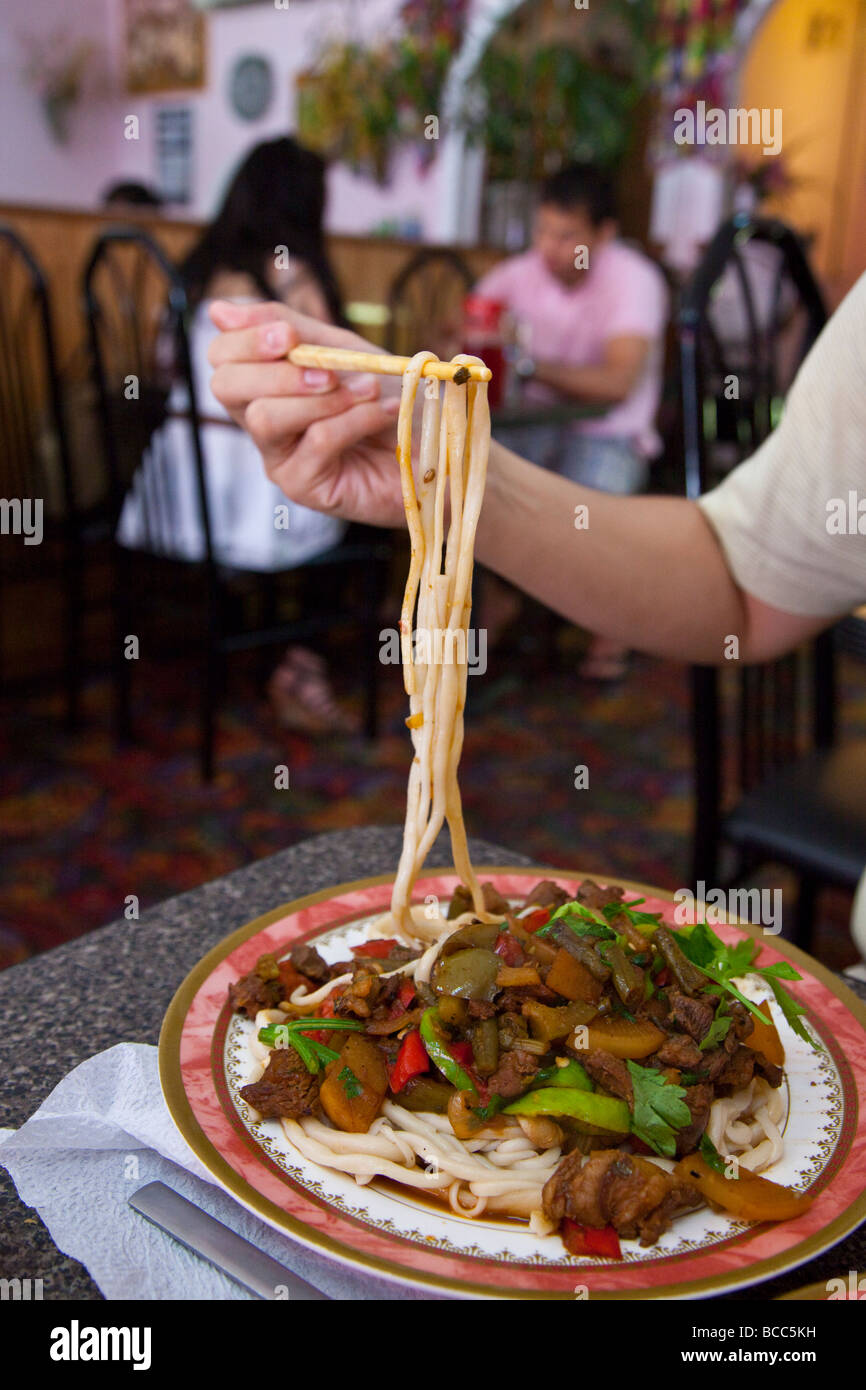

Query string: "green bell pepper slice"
[[533, 1059, 593, 1091], [503, 1087, 630, 1133], [419, 1007, 477, 1095]]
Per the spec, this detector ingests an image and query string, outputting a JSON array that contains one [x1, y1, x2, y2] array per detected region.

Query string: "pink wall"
[[0, 0, 450, 239]]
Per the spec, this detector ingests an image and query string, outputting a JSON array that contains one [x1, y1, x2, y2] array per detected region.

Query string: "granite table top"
[[1, 826, 863, 1301]]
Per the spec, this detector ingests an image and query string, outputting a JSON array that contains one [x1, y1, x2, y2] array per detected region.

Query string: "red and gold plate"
[[159, 867, 866, 1300]]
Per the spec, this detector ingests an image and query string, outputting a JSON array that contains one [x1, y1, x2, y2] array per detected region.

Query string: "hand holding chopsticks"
[[288, 343, 491, 385]]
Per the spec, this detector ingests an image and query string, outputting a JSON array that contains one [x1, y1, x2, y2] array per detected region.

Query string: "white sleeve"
[[697, 272, 866, 617]]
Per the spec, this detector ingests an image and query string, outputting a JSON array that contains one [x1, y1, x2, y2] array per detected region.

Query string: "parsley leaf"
[[675, 923, 820, 1051], [699, 1014, 731, 1051], [699, 1132, 729, 1175], [338, 1066, 362, 1099], [627, 1061, 692, 1158], [760, 972, 816, 1048], [538, 900, 617, 940], [603, 898, 663, 931]]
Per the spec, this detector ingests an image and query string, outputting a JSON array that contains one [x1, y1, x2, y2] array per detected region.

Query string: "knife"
[[129, 1181, 330, 1300]]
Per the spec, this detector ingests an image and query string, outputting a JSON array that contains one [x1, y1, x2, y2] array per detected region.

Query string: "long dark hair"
[[180, 137, 344, 322]]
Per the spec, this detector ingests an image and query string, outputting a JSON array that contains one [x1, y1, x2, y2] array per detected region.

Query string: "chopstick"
[[288, 343, 492, 384]]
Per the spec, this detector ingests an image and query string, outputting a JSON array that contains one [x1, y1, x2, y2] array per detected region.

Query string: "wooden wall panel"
[[0, 204, 502, 371]]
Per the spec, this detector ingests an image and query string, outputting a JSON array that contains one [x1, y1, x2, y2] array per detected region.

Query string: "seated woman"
[[118, 137, 357, 733]]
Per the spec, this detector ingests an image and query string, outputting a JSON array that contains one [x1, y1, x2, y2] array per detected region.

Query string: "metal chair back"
[[0, 225, 74, 546], [386, 247, 474, 361], [677, 215, 831, 884], [82, 227, 214, 568]]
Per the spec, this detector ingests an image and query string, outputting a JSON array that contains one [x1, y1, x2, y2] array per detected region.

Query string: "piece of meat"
[[486, 1048, 539, 1098], [289, 944, 332, 985], [715, 1044, 756, 1091], [728, 1001, 755, 1042], [482, 882, 510, 915], [582, 1049, 634, 1103], [366, 1007, 425, 1036], [523, 880, 572, 911], [353, 943, 420, 967], [667, 988, 716, 1043], [497, 1011, 529, 1048], [335, 965, 383, 1020], [638, 996, 670, 1027], [467, 999, 497, 1019], [754, 1053, 784, 1088], [228, 953, 282, 1017], [576, 881, 625, 913], [653, 1032, 703, 1070], [637, 1183, 705, 1245], [239, 1047, 320, 1119], [497, 982, 561, 1010], [674, 1083, 714, 1157], [542, 1148, 703, 1246], [541, 1149, 585, 1223]]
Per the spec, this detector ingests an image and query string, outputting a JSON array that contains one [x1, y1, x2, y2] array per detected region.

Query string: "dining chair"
[[386, 247, 474, 361], [0, 224, 84, 725], [678, 213, 866, 949], [82, 226, 390, 780]]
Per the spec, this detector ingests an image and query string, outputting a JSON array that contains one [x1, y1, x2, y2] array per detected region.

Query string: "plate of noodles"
[[160, 865, 866, 1300], [161, 347, 866, 1297]]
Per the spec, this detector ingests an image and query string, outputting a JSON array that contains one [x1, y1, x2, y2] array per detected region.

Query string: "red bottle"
[[462, 293, 506, 408]]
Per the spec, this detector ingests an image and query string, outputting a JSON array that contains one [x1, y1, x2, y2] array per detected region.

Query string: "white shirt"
[[118, 304, 345, 571], [698, 272, 866, 617]]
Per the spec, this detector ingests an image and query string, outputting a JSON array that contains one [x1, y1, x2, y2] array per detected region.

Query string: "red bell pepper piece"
[[522, 908, 551, 933], [494, 931, 525, 966], [351, 938, 399, 958], [388, 978, 416, 1015], [655, 966, 671, 987], [389, 1028, 430, 1092], [308, 988, 341, 1044], [561, 1219, 622, 1260], [449, 1040, 474, 1068], [277, 960, 309, 998]]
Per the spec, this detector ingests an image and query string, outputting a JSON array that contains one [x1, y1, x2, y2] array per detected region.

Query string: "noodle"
[[388, 355, 495, 938], [707, 1075, 786, 1173]]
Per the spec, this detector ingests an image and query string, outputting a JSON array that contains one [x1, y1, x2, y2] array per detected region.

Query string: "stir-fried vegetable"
[[419, 1007, 478, 1095], [533, 1058, 593, 1090], [389, 1028, 429, 1092], [674, 1151, 814, 1222], [319, 1034, 389, 1133], [745, 1000, 785, 1066], [504, 1088, 630, 1134], [433, 946, 501, 1000], [582, 1016, 665, 1059]]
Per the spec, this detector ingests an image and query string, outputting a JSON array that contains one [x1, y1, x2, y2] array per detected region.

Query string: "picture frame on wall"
[[125, 0, 207, 94]]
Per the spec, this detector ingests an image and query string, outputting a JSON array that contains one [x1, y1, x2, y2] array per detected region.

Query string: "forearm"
[[475, 443, 751, 665], [533, 360, 634, 405]]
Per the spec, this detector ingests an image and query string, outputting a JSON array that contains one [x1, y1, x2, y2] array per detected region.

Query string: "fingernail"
[[382, 397, 402, 414], [348, 373, 378, 397], [303, 368, 333, 389], [262, 323, 289, 352]]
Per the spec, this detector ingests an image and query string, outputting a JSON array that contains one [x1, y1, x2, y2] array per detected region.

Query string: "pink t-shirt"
[[476, 241, 669, 456]]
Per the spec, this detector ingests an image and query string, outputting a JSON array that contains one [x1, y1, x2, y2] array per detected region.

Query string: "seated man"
[[475, 164, 669, 677]]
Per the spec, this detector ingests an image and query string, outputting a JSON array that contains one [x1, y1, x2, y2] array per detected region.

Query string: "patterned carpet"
[[2, 618, 864, 973]]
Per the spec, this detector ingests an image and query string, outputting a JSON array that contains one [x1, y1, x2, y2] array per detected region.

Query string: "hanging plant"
[[20, 33, 101, 144], [297, 0, 468, 183]]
